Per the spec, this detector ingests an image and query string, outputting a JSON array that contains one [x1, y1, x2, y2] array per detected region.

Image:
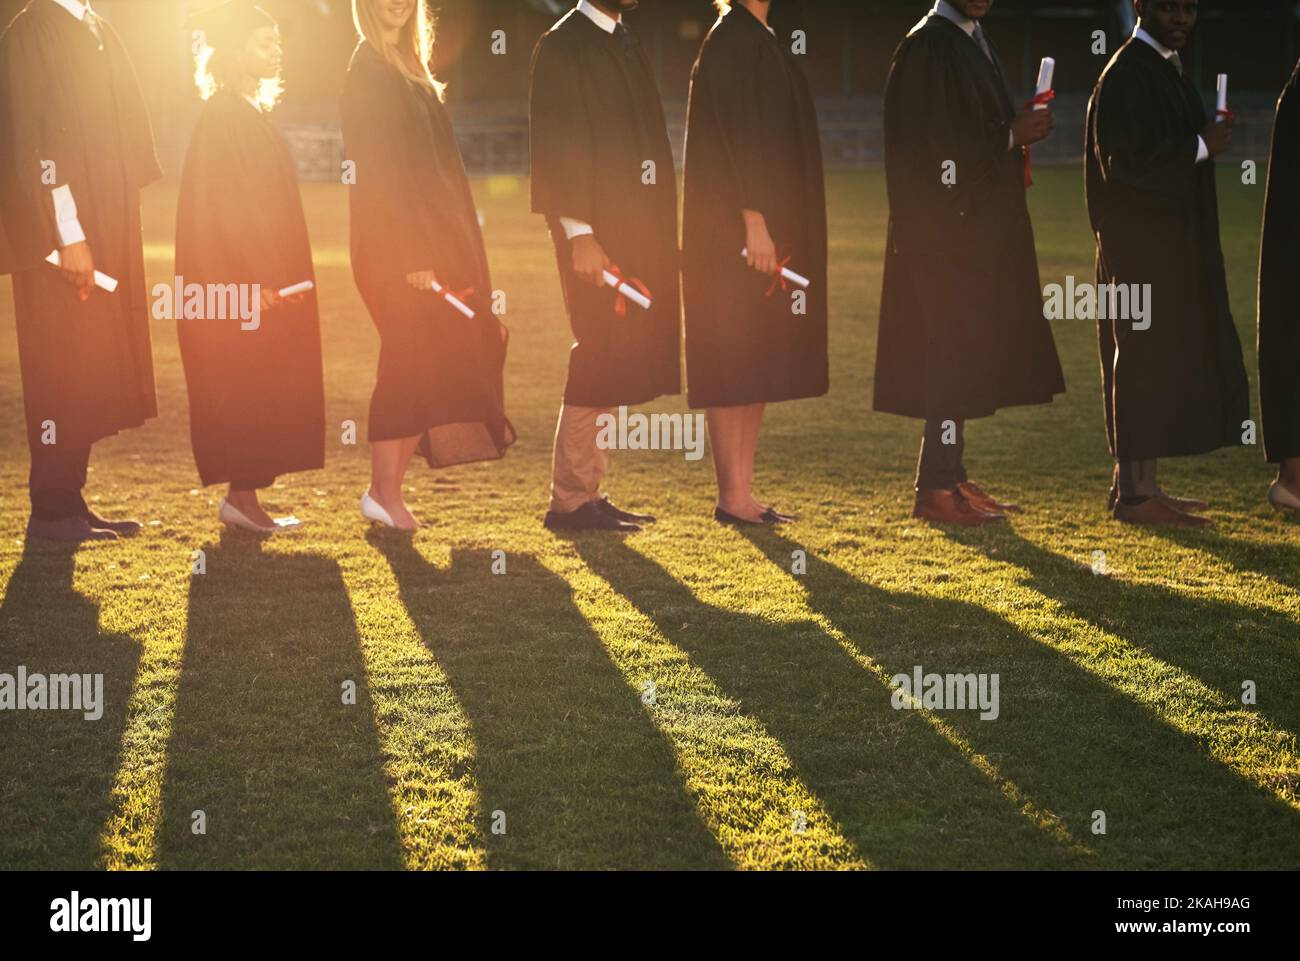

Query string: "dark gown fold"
[[682, 4, 828, 409], [174, 91, 325, 489], [341, 41, 514, 468]]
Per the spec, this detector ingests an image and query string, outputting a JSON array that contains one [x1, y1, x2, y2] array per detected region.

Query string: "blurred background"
[[4, 0, 1300, 177]]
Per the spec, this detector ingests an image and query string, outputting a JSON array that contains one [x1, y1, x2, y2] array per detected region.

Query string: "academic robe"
[[0, 1, 161, 451], [529, 9, 681, 409], [875, 12, 1063, 423], [1257, 59, 1300, 463], [341, 42, 515, 468], [174, 90, 325, 489], [681, 4, 828, 409], [1086, 38, 1250, 461]]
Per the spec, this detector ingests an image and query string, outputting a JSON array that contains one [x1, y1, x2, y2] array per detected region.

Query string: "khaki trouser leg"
[[550, 404, 610, 513]]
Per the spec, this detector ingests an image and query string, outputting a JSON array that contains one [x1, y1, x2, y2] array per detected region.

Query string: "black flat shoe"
[[85, 510, 142, 537], [713, 506, 775, 526], [762, 506, 798, 523], [545, 501, 640, 532], [595, 495, 657, 524], [27, 515, 118, 542]]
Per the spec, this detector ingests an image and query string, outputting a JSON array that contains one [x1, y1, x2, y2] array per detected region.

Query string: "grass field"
[[1, 167, 1298, 870]]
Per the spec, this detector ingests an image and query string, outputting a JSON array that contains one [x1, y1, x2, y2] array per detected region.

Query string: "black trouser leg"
[[29, 437, 91, 521], [1116, 458, 1158, 504], [916, 418, 967, 492]]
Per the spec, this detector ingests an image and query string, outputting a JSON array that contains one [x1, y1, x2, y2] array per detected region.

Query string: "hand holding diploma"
[[405, 270, 476, 319], [46, 244, 116, 297], [1202, 76, 1234, 157], [741, 249, 811, 294]]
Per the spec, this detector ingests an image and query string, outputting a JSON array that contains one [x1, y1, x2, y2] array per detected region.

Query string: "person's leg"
[[1280, 457, 1300, 492], [29, 437, 90, 521], [1116, 458, 1159, 505], [916, 418, 963, 492], [708, 406, 763, 521], [550, 404, 608, 514], [225, 472, 278, 528], [741, 403, 767, 513], [368, 434, 422, 530]]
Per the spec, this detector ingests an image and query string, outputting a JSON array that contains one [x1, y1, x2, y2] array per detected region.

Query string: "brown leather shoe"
[[913, 489, 1006, 526], [958, 481, 1022, 514], [1154, 489, 1209, 513], [26, 515, 119, 542], [1113, 497, 1212, 528]]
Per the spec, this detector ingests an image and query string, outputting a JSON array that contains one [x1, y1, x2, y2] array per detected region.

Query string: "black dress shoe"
[[85, 510, 142, 537], [762, 506, 798, 523], [544, 501, 640, 532], [714, 506, 776, 526], [595, 495, 657, 524], [27, 515, 118, 542]]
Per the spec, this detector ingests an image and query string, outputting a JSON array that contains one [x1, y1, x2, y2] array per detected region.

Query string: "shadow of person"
[[0, 538, 141, 868], [942, 522, 1300, 757], [158, 529, 403, 869], [570, 534, 1083, 869], [370, 533, 729, 870], [731, 525, 1300, 868]]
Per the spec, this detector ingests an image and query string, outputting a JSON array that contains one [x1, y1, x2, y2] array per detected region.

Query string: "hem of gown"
[[686, 384, 829, 410], [873, 390, 1063, 422], [414, 420, 517, 470], [561, 388, 683, 409], [195, 455, 326, 489], [1110, 433, 1249, 463]]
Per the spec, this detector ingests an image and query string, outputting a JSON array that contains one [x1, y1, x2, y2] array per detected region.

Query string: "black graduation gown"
[[1085, 38, 1249, 462], [0, 2, 161, 451], [341, 42, 514, 468], [875, 13, 1064, 422], [681, 4, 828, 409], [529, 10, 681, 409], [1257, 59, 1300, 463], [174, 91, 325, 489]]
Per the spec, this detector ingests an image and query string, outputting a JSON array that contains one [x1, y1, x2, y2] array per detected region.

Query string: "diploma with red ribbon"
[[1023, 57, 1055, 188], [741, 248, 811, 297], [278, 280, 314, 298], [1216, 74, 1234, 123], [603, 266, 653, 315], [429, 279, 476, 319], [44, 249, 118, 292]]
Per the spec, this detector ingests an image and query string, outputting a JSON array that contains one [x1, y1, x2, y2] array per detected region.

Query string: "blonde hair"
[[193, 31, 284, 112], [352, 0, 446, 101]]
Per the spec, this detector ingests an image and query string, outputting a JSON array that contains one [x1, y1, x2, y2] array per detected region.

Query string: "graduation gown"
[[1257, 60, 1300, 463], [681, 4, 828, 409], [0, 1, 161, 450], [1086, 38, 1249, 461], [529, 10, 681, 409], [341, 42, 514, 468], [875, 13, 1064, 422], [174, 90, 325, 489]]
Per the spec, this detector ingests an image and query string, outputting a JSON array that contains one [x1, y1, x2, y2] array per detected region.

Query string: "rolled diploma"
[[278, 280, 314, 297], [602, 270, 652, 311], [740, 249, 811, 289], [1034, 57, 1055, 109], [430, 279, 475, 319], [1216, 73, 1228, 119], [44, 250, 118, 292]]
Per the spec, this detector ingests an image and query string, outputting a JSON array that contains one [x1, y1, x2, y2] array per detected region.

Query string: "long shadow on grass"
[[158, 530, 402, 869], [918, 524, 1300, 866], [373, 534, 730, 870], [572, 535, 1083, 869], [0, 540, 140, 868]]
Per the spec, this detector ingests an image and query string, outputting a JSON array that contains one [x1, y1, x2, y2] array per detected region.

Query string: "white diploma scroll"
[[277, 280, 314, 298], [430, 279, 476, 319], [741, 249, 811, 290], [1216, 74, 1229, 120], [1034, 57, 1056, 109], [44, 249, 118, 293], [602, 270, 652, 311]]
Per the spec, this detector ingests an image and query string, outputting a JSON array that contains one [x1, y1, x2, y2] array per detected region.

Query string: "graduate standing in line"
[[877, 0, 1064, 526], [342, 0, 515, 532], [1086, 0, 1249, 528], [0, 0, 161, 542], [529, 0, 681, 533], [176, 1, 325, 534], [1257, 58, 1300, 514], [682, 0, 827, 527]]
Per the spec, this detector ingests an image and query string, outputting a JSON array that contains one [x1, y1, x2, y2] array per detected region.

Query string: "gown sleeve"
[[528, 33, 597, 224]]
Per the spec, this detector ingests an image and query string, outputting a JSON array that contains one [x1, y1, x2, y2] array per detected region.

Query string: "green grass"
[[1, 168, 1298, 870]]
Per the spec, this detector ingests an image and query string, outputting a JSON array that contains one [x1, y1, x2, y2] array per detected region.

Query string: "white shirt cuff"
[[559, 216, 594, 240], [52, 184, 86, 247], [1195, 135, 1209, 163]]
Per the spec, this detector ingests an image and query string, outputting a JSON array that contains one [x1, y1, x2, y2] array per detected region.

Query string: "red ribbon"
[[606, 264, 652, 317], [1022, 88, 1055, 188], [764, 255, 793, 298], [1216, 107, 1236, 123]]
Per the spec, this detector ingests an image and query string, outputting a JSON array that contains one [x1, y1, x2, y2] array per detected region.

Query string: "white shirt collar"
[[1133, 25, 1177, 60], [48, 0, 91, 21], [933, 0, 976, 37], [577, 0, 619, 35]]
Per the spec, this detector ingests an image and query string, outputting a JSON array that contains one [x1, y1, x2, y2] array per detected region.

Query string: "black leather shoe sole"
[[27, 516, 118, 542], [544, 507, 639, 532]]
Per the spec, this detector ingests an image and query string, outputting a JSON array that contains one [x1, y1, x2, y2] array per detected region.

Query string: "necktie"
[[84, 11, 103, 46], [613, 22, 638, 53], [1169, 51, 1184, 76], [972, 23, 993, 62]]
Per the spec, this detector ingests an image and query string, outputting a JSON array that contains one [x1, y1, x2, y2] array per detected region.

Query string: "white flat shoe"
[[219, 498, 300, 533], [360, 491, 397, 528], [1267, 481, 1300, 513]]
